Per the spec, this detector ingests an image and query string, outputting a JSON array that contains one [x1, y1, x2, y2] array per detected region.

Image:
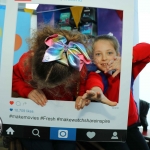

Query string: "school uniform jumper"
[[12, 50, 86, 100], [85, 43, 150, 150]]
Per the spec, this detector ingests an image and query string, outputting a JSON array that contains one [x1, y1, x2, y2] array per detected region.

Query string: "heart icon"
[[10, 108, 13, 111], [10, 101, 14, 105], [86, 131, 96, 139]]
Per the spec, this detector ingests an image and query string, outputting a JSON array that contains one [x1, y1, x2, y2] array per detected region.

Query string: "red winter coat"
[[12, 50, 86, 100]]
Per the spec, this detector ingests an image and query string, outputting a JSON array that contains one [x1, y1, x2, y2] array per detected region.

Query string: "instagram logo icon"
[[58, 130, 68, 138]]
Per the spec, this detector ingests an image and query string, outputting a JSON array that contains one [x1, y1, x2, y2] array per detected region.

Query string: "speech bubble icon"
[[9, 101, 14, 105], [10, 108, 13, 111], [86, 131, 96, 139], [16, 101, 21, 106]]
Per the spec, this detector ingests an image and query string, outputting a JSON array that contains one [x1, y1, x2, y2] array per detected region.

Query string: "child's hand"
[[82, 89, 117, 106], [75, 96, 91, 110], [105, 56, 121, 77], [28, 89, 48, 106]]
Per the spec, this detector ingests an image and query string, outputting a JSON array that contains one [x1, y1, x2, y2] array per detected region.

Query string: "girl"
[[12, 26, 116, 150], [12, 25, 91, 150], [12, 25, 90, 106], [76, 34, 150, 150]]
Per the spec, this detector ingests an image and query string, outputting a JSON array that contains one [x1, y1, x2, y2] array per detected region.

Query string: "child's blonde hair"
[[93, 34, 120, 55]]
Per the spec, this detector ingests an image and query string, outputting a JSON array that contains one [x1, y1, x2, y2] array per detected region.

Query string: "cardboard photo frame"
[[0, 0, 134, 141]]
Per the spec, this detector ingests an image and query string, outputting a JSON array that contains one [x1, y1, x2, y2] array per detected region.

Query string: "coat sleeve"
[[85, 72, 104, 91], [132, 43, 150, 79], [12, 51, 34, 98]]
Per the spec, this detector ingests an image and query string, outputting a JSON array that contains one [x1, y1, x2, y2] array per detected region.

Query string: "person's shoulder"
[[20, 50, 34, 60], [134, 42, 150, 48], [140, 99, 150, 107], [19, 50, 34, 64], [18, 50, 34, 70], [88, 71, 100, 77]]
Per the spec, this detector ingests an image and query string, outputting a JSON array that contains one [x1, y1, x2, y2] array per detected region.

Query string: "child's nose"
[[102, 54, 107, 60]]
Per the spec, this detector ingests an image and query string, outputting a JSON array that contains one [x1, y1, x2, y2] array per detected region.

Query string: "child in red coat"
[[12, 26, 92, 105], [12, 25, 92, 150], [76, 34, 150, 150]]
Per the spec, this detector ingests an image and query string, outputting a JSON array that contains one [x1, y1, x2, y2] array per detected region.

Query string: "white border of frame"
[[0, 0, 134, 130]]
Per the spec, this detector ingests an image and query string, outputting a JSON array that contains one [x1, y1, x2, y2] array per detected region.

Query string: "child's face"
[[93, 40, 118, 72]]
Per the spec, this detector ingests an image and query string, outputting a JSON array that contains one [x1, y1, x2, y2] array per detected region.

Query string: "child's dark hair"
[[93, 34, 120, 54], [26, 25, 88, 96]]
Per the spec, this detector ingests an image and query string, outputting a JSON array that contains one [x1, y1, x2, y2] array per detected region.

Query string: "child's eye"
[[95, 53, 101, 56], [108, 52, 113, 55]]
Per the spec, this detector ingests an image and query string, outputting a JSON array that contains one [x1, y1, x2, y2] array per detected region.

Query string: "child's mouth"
[[101, 63, 108, 67]]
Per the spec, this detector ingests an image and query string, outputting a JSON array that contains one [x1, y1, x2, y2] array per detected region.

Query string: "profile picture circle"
[[60, 131, 67, 137], [113, 131, 117, 136]]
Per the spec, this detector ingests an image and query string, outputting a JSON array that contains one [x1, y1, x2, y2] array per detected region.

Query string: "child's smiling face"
[[93, 40, 118, 72]]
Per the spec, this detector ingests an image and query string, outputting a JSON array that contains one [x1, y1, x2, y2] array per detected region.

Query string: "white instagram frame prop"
[[0, 0, 134, 132]]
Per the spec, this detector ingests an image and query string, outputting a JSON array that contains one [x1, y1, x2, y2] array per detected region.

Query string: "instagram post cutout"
[[0, 0, 134, 142]]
